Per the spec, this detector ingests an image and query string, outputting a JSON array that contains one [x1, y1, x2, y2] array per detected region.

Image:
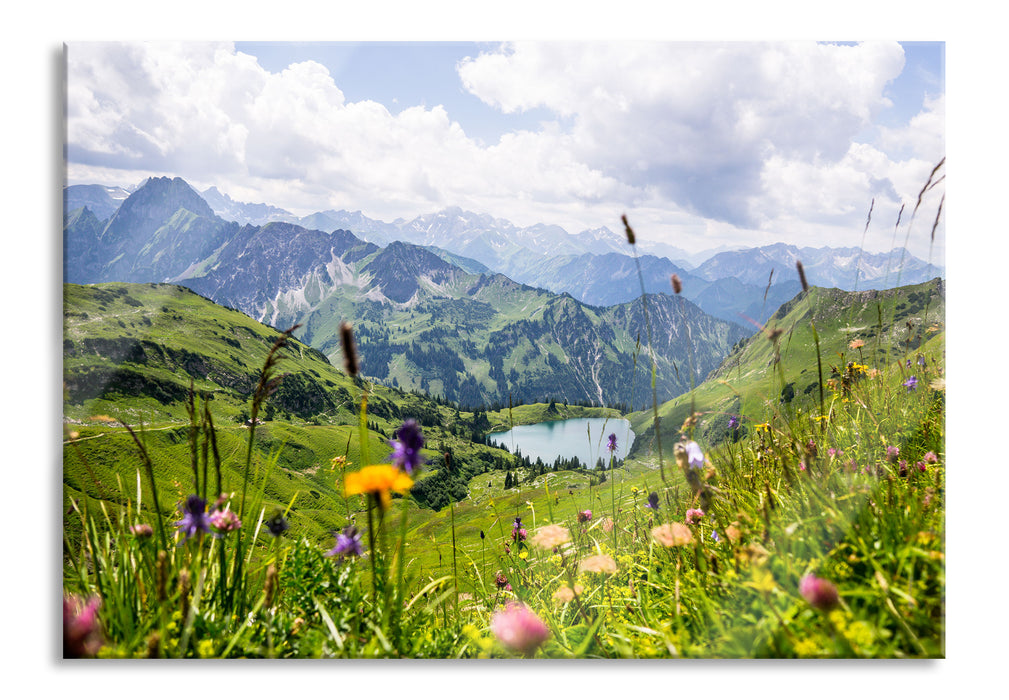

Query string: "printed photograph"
[[61, 39, 945, 660]]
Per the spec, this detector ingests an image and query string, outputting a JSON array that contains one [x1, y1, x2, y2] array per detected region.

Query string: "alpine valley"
[[63, 176, 942, 411]]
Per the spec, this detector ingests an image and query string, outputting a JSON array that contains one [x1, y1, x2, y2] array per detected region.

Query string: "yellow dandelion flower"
[[651, 522, 693, 547], [519, 551, 528, 560], [344, 464, 414, 511], [530, 524, 571, 550]]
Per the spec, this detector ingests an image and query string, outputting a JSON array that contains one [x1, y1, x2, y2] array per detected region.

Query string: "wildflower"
[[684, 441, 704, 469], [494, 571, 509, 590], [711, 529, 720, 544], [916, 461, 927, 472], [651, 522, 693, 547], [63, 594, 102, 658], [389, 419, 426, 475], [344, 464, 414, 511], [577, 510, 592, 524], [917, 354, 926, 367], [799, 574, 840, 611], [175, 495, 211, 541], [848, 339, 865, 350], [130, 523, 154, 538], [601, 517, 614, 533], [898, 460, 908, 477], [924, 451, 939, 464], [322, 526, 361, 563], [578, 553, 618, 575], [903, 376, 918, 391], [886, 446, 900, 464], [512, 517, 528, 542], [798, 461, 807, 471], [530, 524, 571, 550], [331, 455, 349, 469], [265, 510, 289, 537], [553, 585, 583, 604], [491, 602, 550, 657], [727, 414, 739, 430], [685, 508, 705, 525], [805, 439, 818, 458], [644, 491, 660, 510], [208, 509, 241, 535]]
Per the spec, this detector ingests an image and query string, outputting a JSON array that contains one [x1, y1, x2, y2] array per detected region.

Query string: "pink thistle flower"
[[130, 523, 154, 538], [530, 524, 571, 550], [577, 553, 618, 575], [491, 602, 550, 657], [63, 594, 103, 658], [651, 522, 693, 547], [685, 508, 705, 525], [577, 510, 592, 523], [209, 509, 242, 534], [799, 574, 840, 611]]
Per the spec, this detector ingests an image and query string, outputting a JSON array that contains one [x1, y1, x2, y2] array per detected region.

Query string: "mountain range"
[[63, 177, 748, 408]]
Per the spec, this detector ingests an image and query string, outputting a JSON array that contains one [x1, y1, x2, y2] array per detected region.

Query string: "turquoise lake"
[[488, 417, 635, 467]]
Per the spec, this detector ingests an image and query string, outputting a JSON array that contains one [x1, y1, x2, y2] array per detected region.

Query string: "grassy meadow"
[[62, 200, 946, 659]]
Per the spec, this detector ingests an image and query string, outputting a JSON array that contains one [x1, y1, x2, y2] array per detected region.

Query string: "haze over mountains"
[[63, 176, 942, 408]]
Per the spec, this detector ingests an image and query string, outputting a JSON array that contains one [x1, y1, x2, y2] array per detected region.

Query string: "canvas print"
[[62, 41, 945, 659]]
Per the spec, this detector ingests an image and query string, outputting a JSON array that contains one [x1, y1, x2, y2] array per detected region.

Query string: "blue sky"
[[234, 41, 564, 145], [65, 39, 945, 259]]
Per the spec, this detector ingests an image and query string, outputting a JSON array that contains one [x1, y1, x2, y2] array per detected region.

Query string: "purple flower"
[[175, 495, 211, 540], [389, 419, 426, 475], [577, 510, 592, 523], [885, 446, 900, 463], [711, 529, 720, 544], [917, 354, 926, 367], [325, 525, 363, 561], [265, 510, 289, 537], [645, 492, 660, 510], [727, 415, 739, 430], [799, 573, 840, 611], [685, 508, 705, 525], [903, 376, 918, 391], [923, 451, 939, 464], [684, 441, 705, 470], [494, 571, 509, 589], [607, 433, 618, 453]]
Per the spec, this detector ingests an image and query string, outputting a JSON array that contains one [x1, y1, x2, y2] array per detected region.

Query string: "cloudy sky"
[[66, 39, 944, 260]]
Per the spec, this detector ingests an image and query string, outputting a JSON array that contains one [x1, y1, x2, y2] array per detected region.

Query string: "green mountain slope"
[[627, 278, 946, 454]]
